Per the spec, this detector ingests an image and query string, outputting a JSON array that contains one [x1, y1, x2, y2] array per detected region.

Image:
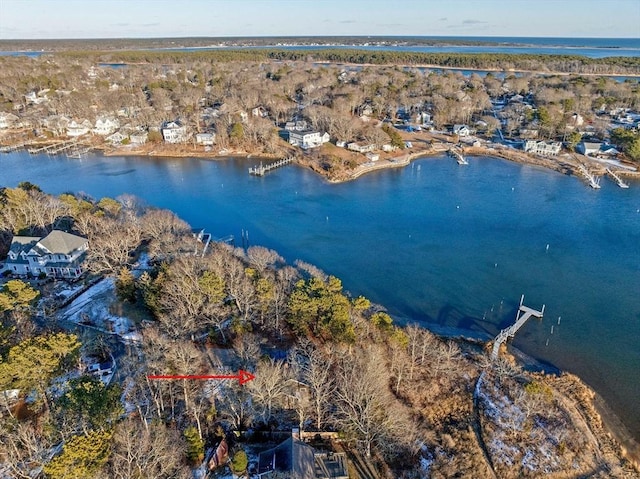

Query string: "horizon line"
[[1, 34, 639, 41]]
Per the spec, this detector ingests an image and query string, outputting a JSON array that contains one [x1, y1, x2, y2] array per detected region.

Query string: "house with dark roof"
[[257, 435, 348, 479], [3, 230, 88, 279]]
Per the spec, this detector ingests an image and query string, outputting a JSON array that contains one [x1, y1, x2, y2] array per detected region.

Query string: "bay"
[[2, 150, 639, 439]]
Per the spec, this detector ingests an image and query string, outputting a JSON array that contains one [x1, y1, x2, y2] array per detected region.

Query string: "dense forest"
[[0, 185, 636, 478]]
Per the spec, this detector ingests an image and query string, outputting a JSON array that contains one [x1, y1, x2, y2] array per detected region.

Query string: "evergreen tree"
[[43, 430, 112, 479]]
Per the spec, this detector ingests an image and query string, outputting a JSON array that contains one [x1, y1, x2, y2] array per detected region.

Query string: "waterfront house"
[[347, 142, 376, 153], [4, 230, 88, 279], [523, 139, 562, 156], [42, 115, 70, 137], [92, 117, 120, 136], [576, 141, 620, 158], [576, 141, 603, 156], [196, 132, 216, 146], [66, 120, 92, 137], [366, 152, 380, 162], [105, 131, 127, 145], [453, 124, 471, 137], [288, 130, 328, 149], [161, 120, 188, 143]]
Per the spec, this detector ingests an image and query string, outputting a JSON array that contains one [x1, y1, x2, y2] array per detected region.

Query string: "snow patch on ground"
[[57, 277, 138, 341]]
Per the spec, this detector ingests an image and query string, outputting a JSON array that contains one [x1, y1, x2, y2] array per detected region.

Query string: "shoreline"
[[2, 143, 639, 466], [408, 314, 640, 467]]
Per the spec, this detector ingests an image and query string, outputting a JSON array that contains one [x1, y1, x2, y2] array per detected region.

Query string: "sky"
[[0, 0, 639, 40]]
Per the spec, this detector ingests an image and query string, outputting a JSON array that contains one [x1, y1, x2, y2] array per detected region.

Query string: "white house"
[[93, 117, 120, 135], [161, 120, 187, 143], [251, 106, 269, 118], [347, 142, 376, 153], [366, 152, 380, 162], [105, 132, 127, 145], [66, 120, 92, 137], [523, 140, 562, 156], [4, 230, 88, 279], [453, 124, 471, 137], [415, 112, 432, 125], [195, 132, 215, 146], [284, 120, 308, 132], [288, 130, 329, 149]]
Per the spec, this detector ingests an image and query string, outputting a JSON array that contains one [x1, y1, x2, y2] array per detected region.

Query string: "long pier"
[[28, 139, 78, 155], [248, 157, 294, 176], [576, 164, 601, 189], [448, 148, 468, 165], [606, 168, 630, 188], [492, 295, 545, 359]]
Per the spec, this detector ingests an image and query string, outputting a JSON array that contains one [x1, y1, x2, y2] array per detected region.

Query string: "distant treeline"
[[55, 48, 640, 75]]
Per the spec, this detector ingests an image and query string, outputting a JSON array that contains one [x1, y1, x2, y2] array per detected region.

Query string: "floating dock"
[[606, 168, 630, 188], [492, 294, 545, 359], [576, 164, 601, 189], [448, 148, 468, 165], [249, 157, 294, 176]]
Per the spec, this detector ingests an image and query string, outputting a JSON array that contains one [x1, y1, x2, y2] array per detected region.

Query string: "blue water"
[[2, 151, 639, 438], [2, 36, 640, 58]]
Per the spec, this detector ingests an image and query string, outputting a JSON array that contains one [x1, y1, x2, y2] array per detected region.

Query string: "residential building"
[[252, 106, 269, 118], [93, 117, 120, 136], [366, 152, 380, 162], [289, 130, 329, 149], [161, 120, 187, 143], [453, 124, 471, 137], [257, 436, 348, 479], [576, 141, 603, 156], [523, 140, 562, 156], [347, 142, 376, 153], [195, 132, 215, 146], [284, 120, 309, 132], [42, 115, 70, 137], [66, 120, 92, 137], [4, 230, 88, 279], [105, 132, 127, 145]]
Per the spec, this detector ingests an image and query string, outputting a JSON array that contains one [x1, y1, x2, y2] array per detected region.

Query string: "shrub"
[[230, 450, 248, 474]]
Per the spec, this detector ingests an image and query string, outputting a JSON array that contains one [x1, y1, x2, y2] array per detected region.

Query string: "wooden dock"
[[248, 157, 294, 176], [606, 168, 630, 188], [448, 148, 468, 165], [492, 295, 545, 359], [576, 164, 601, 189], [28, 139, 79, 155]]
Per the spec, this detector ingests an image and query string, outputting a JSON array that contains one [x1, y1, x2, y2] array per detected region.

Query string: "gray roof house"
[[257, 436, 348, 479], [4, 230, 88, 279]]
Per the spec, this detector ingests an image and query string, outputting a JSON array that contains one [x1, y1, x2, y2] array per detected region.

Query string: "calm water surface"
[[2, 151, 639, 438]]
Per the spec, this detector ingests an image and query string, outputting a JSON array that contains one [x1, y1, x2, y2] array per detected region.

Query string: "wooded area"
[[0, 185, 636, 477]]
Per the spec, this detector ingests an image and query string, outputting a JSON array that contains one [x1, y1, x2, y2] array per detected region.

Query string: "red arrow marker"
[[147, 369, 255, 386]]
